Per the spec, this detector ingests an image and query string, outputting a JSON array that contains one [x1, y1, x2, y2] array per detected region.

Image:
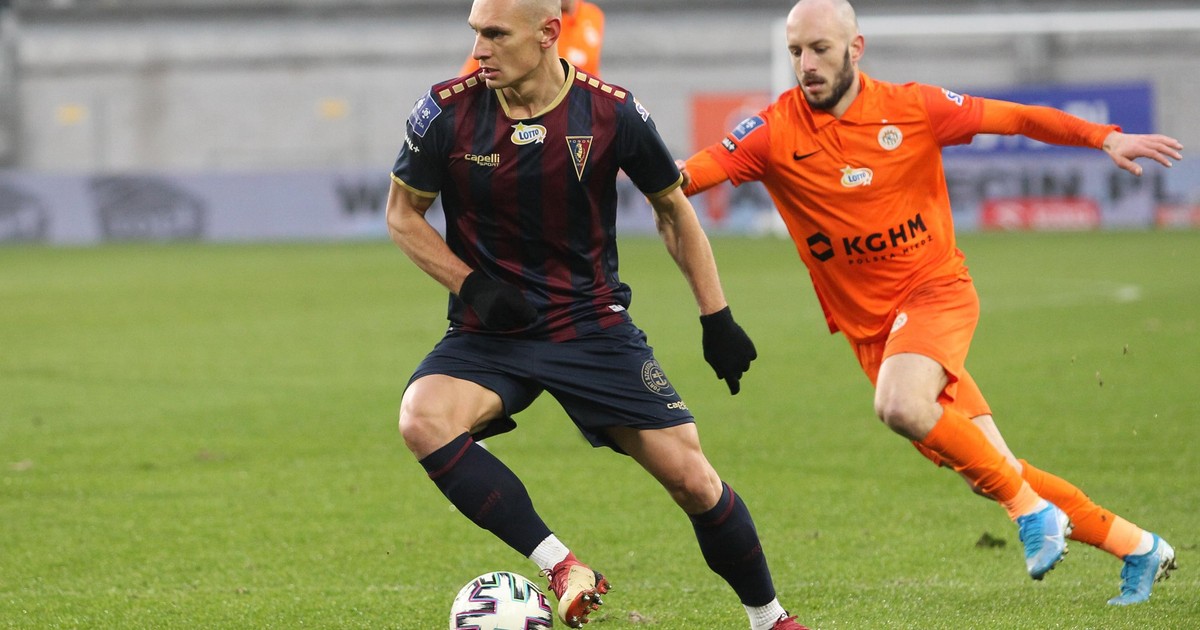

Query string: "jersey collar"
[[806, 72, 873, 129], [496, 59, 577, 121]]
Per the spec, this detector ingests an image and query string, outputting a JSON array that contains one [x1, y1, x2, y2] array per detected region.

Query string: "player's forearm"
[[980, 99, 1117, 149], [385, 182, 473, 294], [681, 150, 733, 196], [651, 190, 729, 315]]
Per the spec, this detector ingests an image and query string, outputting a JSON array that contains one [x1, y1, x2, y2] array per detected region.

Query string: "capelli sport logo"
[[465, 153, 500, 167]]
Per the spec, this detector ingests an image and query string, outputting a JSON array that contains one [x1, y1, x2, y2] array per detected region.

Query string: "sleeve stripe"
[[391, 173, 439, 198], [644, 174, 684, 199]]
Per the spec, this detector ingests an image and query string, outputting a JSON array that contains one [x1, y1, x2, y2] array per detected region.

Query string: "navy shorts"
[[408, 322, 695, 453]]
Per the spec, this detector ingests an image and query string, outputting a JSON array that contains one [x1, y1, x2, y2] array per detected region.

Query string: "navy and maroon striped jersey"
[[392, 61, 683, 342]]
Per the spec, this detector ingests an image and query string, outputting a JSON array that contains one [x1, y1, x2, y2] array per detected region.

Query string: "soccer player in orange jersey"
[[680, 0, 1182, 606], [460, 0, 604, 77]]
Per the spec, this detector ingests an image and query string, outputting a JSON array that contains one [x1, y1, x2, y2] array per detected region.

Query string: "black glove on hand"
[[458, 271, 537, 330], [700, 306, 757, 395]]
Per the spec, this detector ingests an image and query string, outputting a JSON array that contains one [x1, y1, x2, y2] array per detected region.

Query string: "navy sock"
[[689, 482, 776, 606], [420, 433, 551, 557]]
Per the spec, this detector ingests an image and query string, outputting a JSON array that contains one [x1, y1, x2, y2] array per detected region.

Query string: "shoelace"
[[1118, 554, 1146, 591], [1016, 512, 1042, 550], [539, 564, 568, 596]]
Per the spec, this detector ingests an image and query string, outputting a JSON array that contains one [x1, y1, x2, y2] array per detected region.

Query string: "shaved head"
[[471, 0, 560, 31], [785, 0, 864, 116], [787, 0, 858, 42], [468, 0, 567, 103], [512, 0, 562, 23]]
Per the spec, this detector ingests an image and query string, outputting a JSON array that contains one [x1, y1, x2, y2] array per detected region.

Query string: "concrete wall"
[[10, 2, 1200, 173]]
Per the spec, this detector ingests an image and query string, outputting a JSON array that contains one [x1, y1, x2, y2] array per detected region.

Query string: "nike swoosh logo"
[[793, 150, 819, 160]]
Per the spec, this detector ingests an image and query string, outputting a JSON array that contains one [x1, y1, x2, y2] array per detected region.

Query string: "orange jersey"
[[688, 73, 1116, 342], [460, 1, 605, 77]]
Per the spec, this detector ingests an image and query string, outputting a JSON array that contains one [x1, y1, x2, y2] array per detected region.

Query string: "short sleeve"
[[705, 112, 772, 186], [919, 84, 986, 147], [391, 91, 446, 197], [616, 96, 683, 198]]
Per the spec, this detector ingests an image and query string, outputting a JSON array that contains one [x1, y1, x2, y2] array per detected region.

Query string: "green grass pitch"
[[1, 230, 1197, 628]]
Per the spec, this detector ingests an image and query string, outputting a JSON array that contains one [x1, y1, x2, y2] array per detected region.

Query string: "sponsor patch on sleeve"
[[941, 88, 964, 107], [730, 115, 765, 141], [634, 98, 651, 122], [722, 138, 737, 153], [407, 92, 443, 138]]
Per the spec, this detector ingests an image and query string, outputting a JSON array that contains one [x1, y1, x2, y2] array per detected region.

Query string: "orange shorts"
[[849, 276, 992, 466]]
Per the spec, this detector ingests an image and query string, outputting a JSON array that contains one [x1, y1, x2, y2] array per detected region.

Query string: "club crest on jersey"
[[510, 122, 547, 145], [840, 165, 874, 187], [566, 136, 593, 180], [878, 125, 902, 151], [408, 92, 441, 138]]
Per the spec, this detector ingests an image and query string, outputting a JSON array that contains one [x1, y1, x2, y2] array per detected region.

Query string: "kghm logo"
[[510, 122, 547, 145], [807, 232, 834, 262], [840, 165, 873, 187], [465, 153, 500, 167], [807, 213, 930, 263]]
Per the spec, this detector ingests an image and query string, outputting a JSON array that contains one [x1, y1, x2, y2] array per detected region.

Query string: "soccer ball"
[[449, 571, 554, 629]]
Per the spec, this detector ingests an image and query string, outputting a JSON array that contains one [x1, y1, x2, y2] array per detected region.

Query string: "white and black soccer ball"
[[449, 571, 554, 629]]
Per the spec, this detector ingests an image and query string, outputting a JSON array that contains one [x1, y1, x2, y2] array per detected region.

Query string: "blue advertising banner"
[[3, 157, 1197, 247], [944, 82, 1154, 156], [0, 169, 666, 245]]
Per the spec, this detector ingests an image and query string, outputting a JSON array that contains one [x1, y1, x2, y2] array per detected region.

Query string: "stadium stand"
[[4, 0, 1199, 171]]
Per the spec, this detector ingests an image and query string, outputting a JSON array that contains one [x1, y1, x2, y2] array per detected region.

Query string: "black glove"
[[700, 306, 757, 395], [458, 271, 537, 330]]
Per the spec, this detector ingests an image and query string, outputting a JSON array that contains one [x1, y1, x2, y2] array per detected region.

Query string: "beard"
[[803, 49, 856, 111]]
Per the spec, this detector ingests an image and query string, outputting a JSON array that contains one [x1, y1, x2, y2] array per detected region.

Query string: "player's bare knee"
[[672, 485, 716, 514], [398, 399, 447, 455], [396, 407, 425, 451], [875, 397, 931, 441], [662, 470, 723, 514]]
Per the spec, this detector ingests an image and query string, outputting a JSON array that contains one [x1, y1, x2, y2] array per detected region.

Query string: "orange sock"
[[1101, 516, 1145, 558], [998, 483, 1045, 522], [919, 407, 1026, 505], [1019, 459, 1144, 557]]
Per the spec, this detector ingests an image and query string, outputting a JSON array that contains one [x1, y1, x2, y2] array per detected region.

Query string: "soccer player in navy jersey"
[[386, 1, 809, 628]]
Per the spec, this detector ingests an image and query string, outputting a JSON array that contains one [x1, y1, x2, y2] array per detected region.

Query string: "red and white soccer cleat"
[[542, 552, 610, 628]]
